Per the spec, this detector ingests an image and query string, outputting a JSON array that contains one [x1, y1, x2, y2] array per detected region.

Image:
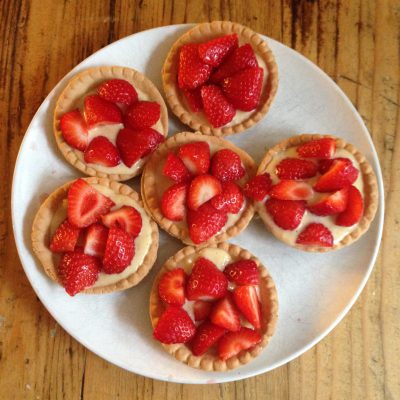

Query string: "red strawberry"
[[211, 44, 258, 83], [116, 127, 164, 167], [221, 67, 263, 111], [200, 85, 236, 128], [178, 141, 210, 175], [210, 149, 245, 182], [67, 179, 115, 228], [187, 202, 228, 244], [210, 182, 244, 214], [318, 157, 352, 174], [276, 158, 318, 180], [153, 306, 196, 344], [243, 173, 273, 201], [218, 327, 262, 361], [182, 88, 203, 112], [49, 219, 81, 253], [103, 226, 135, 274], [270, 180, 313, 201], [296, 223, 334, 247], [265, 198, 306, 230], [233, 285, 261, 329], [210, 293, 241, 332], [162, 153, 191, 183], [187, 174, 222, 211], [308, 187, 349, 216], [101, 206, 142, 238], [297, 138, 336, 159], [161, 182, 188, 221], [83, 223, 108, 258], [314, 159, 359, 192], [97, 79, 138, 105], [158, 268, 186, 306], [191, 321, 226, 356], [60, 110, 88, 151], [336, 186, 364, 226], [84, 94, 122, 128], [84, 136, 120, 167], [223, 259, 259, 285], [178, 44, 212, 89], [193, 300, 213, 321], [186, 257, 228, 301], [198, 34, 238, 67], [58, 251, 100, 296], [124, 101, 161, 130]]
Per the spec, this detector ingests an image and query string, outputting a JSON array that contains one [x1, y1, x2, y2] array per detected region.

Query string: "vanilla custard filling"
[[49, 184, 153, 287], [256, 147, 365, 245]]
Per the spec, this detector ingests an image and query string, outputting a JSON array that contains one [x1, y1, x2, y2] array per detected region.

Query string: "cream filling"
[[256, 148, 365, 245]]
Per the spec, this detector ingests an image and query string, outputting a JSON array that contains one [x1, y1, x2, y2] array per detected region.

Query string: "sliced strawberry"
[[83, 223, 108, 258], [210, 293, 241, 332], [187, 174, 222, 211], [193, 300, 213, 321], [270, 180, 313, 201], [60, 110, 88, 151], [221, 67, 263, 111], [233, 285, 261, 329], [223, 259, 259, 285], [186, 257, 228, 301], [308, 187, 349, 216], [336, 186, 364, 226], [182, 88, 203, 112], [162, 153, 191, 183], [103, 226, 135, 274], [198, 33, 238, 67], [218, 327, 262, 361], [210, 149, 245, 183], [84, 94, 122, 128], [191, 321, 226, 356], [314, 159, 359, 192], [200, 84, 236, 128], [242, 173, 273, 201], [58, 251, 100, 296], [276, 158, 318, 180], [297, 138, 336, 159], [97, 79, 138, 105], [210, 182, 244, 214], [265, 198, 306, 230], [296, 223, 334, 247], [67, 179, 115, 228], [84, 136, 120, 167], [153, 306, 196, 344], [161, 182, 188, 221], [318, 157, 352, 175], [49, 219, 81, 253], [101, 206, 142, 238], [178, 141, 210, 175], [178, 43, 212, 89], [158, 268, 186, 306], [124, 101, 161, 130]]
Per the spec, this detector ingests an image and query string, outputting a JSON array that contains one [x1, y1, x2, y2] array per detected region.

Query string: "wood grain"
[[0, 0, 399, 399]]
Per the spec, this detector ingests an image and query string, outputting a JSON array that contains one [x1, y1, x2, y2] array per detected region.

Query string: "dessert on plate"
[[54, 66, 168, 181], [149, 242, 278, 371], [162, 21, 278, 136], [243, 134, 378, 252], [31, 177, 158, 295], [141, 131, 257, 245]]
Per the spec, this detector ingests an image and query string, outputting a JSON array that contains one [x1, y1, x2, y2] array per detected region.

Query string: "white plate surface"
[[12, 24, 384, 384]]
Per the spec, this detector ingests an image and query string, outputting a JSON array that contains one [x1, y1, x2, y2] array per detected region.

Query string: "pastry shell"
[[31, 177, 159, 294], [256, 134, 379, 252], [141, 131, 257, 245], [54, 66, 169, 181], [162, 21, 278, 136], [149, 242, 279, 371]]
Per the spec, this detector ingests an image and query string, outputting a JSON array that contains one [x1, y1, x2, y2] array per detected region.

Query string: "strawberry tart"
[[244, 134, 378, 251], [54, 66, 168, 181], [162, 21, 278, 136], [141, 131, 256, 245], [149, 242, 278, 371], [31, 177, 158, 295]]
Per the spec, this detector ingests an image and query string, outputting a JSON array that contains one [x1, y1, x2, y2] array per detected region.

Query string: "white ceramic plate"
[[12, 24, 384, 384]]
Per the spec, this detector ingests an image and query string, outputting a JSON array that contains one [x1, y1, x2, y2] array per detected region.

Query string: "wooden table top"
[[1, 1, 398, 399]]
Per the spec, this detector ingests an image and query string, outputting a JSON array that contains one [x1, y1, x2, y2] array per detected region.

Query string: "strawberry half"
[[265, 198, 306, 230], [297, 138, 336, 159], [84, 136, 121, 167], [83, 223, 109, 258], [336, 186, 364, 226], [210, 149, 245, 183], [210, 293, 241, 332], [187, 174, 222, 211], [308, 187, 349, 216], [182, 88, 203, 112], [60, 110, 88, 151], [67, 179, 115, 228], [296, 223, 334, 247], [243, 173, 273, 201], [318, 157, 352, 175], [270, 180, 313, 201], [49, 219, 81, 253], [178, 141, 210, 175], [162, 153, 191, 183], [233, 285, 262, 329], [186, 257, 228, 301], [97, 79, 138, 105], [124, 101, 161, 130], [158, 268, 186, 306], [161, 182, 188, 221], [276, 158, 318, 180], [193, 300, 213, 321], [101, 206, 142, 238], [191, 321, 227, 356], [84, 94, 122, 128], [223, 259, 259, 285], [210, 182, 244, 214], [198, 33, 238, 67]]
